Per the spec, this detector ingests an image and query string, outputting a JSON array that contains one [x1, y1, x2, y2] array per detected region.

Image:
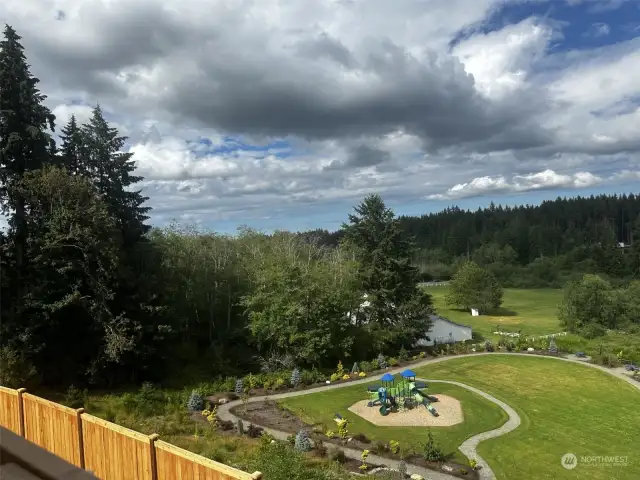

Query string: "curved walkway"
[[216, 353, 639, 480]]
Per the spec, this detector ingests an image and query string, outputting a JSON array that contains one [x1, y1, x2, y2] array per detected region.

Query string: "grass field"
[[424, 287, 564, 339], [279, 381, 508, 463], [415, 355, 640, 480]]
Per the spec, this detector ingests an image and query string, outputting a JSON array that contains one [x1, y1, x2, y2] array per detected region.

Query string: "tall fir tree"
[[57, 114, 86, 175], [0, 24, 56, 310], [82, 105, 150, 244], [342, 194, 433, 352]]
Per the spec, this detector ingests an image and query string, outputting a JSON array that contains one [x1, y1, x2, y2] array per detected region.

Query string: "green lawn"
[[279, 381, 508, 463], [415, 355, 640, 480], [424, 287, 564, 339]]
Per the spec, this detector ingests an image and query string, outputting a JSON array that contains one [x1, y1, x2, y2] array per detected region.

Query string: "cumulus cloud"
[[427, 169, 604, 200], [1, 0, 639, 228]]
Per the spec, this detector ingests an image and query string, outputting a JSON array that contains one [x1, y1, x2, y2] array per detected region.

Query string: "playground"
[[347, 369, 464, 426], [279, 370, 507, 463]]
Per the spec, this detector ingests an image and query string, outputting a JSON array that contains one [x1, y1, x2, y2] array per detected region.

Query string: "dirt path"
[[216, 353, 640, 480]]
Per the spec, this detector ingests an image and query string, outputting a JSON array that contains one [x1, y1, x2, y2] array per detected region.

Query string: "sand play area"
[[348, 395, 463, 427]]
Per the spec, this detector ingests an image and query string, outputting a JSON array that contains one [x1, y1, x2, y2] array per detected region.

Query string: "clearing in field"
[[414, 355, 640, 480]]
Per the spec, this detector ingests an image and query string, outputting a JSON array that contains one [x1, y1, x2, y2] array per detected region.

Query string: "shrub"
[[287, 434, 296, 445], [300, 368, 324, 385], [389, 440, 400, 454], [398, 459, 408, 478], [398, 347, 409, 362], [234, 378, 244, 394], [328, 447, 347, 464], [236, 418, 244, 435], [377, 353, 388, 369], [336, 361, 345, 377], [388, 357, 399, 367], [359, 372, 367, 377], [341, 374, 350, 380], [360, 361, 372, 373], [330, 373, 341, 382], [422, 429, 444, 462], [372, 441, 387, 455], [201, 409, 211, 417], [337, 418, 348, 439], [370, 359, 380, 370], [353, 432, 370, 444], [64, 385, 87, 409], [294, 429, 312, 452], [187, 390, 204, 412], [325, 429, 335, 438], [218, 419, 234, 431], [247, 423, 264, 438], [469, 459, 478, 470], [315, 439, 328, 457], [0, 347, 36, 388], [484, 341, 495, 353], [273, 378, 286, 390], [419, 351, 426, 359], [290, 368, 301, 387]]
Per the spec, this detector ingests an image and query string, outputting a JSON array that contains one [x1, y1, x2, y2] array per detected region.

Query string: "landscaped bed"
[[414, 355, 640, 480], [270, 381, 507, 469]]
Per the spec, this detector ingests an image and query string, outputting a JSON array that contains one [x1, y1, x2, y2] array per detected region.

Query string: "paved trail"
[[216, 353, 640, 480]]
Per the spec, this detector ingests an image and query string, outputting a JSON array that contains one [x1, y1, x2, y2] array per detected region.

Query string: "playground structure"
[[365, 370, 439, 417]]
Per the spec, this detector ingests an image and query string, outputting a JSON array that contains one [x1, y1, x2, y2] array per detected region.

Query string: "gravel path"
[[216, 353, 640, 480]]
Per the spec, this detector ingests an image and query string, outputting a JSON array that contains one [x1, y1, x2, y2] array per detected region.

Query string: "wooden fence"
[[0, 387, 261, 480]]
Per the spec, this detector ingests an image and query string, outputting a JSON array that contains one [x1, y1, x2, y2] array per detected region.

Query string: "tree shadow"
[[483, 307, 518, 317]]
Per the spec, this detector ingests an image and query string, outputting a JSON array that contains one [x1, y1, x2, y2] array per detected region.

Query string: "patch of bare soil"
[[231, 400, 310, 433]]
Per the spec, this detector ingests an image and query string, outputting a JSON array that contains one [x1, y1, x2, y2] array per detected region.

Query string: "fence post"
[[149, 433, 159, 480], [16, 388, 26, 437], [76, 408, 85, 469]]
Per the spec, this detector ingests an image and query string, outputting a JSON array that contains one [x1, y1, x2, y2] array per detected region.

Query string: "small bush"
[[247, 423, 264, 438], [0, 347, 36, 388], [373, 440, 387, 455], [469, 459, 478, 470], [236, 418, 244, 435], [460, 468, 468, 475], [294, 429, 312, 452], [325, 429, 335, 438], [360, 361, 372, 373], [484, 341, 495, 353], [187, 390, 204, 412], [422, 429, 445, 462], [398, 459, 408, 478], [388, 357, 399, 367], [389, 440, 400, 454], [290, 368, 301, 387], [234, 378, 244, 394], [330, 373, 341, 382], [64, 385, 87, 409], [287, 434, 296, 445], [300, 368, 323, 385], [336, 361, 345, 377], [359, 372, 367, 377], [337, 418, 349, 439], [419, 351, 426, 359], [328, 447, 347, 464], [398, 347, 409, 362], [370, 359, 380, 370], [353, 432, 370, 444], [218, 418, 234, 431], [377, 353, 388, 369]]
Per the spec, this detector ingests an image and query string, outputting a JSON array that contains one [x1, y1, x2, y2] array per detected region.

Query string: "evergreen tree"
[[0, 24, 56, 308], [57, 115, 86, 175], [342, 194, 433, 352], [82, 105, 150, 244]]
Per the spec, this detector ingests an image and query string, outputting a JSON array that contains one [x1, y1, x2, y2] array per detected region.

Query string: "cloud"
[[427, 169, 603, 200], [1, 0, 639, 230], [584, 23, 611, 38]]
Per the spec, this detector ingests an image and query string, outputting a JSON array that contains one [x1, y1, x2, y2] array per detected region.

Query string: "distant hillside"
[[299, 193, 640, 285]]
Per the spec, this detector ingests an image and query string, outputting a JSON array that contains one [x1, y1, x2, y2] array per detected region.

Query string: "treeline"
[[0, 25, 432, 390], [303, 195, 640, 287]]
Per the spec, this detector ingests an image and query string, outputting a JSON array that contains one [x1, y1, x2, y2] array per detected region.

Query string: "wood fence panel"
[[81, 413, 154, 480], [0, 387, 21, 435], [155, 440, 261, 480], [21, 393, 83, 468]]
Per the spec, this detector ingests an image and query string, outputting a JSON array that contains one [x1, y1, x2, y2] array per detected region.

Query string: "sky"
[[1, 0, 639, 234]]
